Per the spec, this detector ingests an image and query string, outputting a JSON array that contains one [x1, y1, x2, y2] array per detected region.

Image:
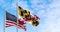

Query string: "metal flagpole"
[[16, 1, 18, 32], [4, 7, 6, 32]]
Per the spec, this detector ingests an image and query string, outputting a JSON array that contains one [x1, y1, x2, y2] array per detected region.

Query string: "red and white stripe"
[[5, 20, 26, 31], [17, 24, 26, 31], [5, 20, 17, 27]]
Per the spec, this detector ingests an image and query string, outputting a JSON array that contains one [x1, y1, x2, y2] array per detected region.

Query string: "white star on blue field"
[[0, 0, 60, 32]]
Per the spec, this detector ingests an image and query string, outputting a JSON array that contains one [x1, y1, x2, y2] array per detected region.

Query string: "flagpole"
[[4, 7, 6, 32], [16, 1, 18, 32]]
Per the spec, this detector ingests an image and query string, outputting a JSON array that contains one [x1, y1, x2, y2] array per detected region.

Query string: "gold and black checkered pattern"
[[30, 20, 39, 26], [18, 6, 30, 18]]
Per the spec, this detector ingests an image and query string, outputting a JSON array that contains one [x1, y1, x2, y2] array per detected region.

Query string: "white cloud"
[[9, 0, 18, 10], [49, 0, 60, 8], [18, 0, 29, 9], [11, 1, 17, 9], [29, 0, 52, 11], [37, 0, 60, 32]]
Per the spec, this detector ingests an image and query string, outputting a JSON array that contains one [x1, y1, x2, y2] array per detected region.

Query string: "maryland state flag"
[[5, 11, 26, 31], [18, 6, 40, 27]]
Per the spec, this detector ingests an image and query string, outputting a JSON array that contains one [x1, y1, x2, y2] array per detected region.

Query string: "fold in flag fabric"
[[6, 11, 26, 31]]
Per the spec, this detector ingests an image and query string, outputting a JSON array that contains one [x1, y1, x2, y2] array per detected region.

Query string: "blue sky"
[[0, 0, 60, 32]]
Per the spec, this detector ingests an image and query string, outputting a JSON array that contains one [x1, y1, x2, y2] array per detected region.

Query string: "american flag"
[[6, 11, 26, 31]]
